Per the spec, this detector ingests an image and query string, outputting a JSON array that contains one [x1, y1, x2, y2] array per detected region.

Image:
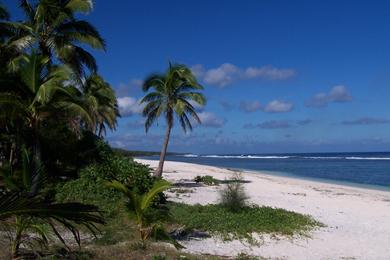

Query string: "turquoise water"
[[144, 152, 390, 190]]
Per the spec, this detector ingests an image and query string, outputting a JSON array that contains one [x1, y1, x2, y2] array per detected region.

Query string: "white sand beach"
[[136, 159, 390, 260]]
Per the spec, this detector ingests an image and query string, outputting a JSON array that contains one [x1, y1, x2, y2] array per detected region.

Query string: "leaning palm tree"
[[4, 0, 105, 77], [140, 63, 206, 177]]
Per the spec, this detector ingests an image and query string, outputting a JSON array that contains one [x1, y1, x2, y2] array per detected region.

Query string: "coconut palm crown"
[[4, 0, 105, 78], [140, 63, 206, 177]]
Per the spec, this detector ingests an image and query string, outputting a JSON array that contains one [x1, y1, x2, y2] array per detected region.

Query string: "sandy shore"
[[136, 159, 390, 260]]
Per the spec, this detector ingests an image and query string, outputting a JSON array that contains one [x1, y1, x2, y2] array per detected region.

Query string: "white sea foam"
[[181, 154, 390, 160], [302, 156, 343, 159], [197, 155, 291, 159], [345, 157, 390, 160], [183, 154, 199, 158]]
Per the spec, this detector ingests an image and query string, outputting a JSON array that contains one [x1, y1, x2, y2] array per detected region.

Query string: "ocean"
[[143, 152, 390, 190]]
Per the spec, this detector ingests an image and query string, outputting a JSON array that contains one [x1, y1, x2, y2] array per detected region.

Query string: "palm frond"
[[178, 112, 193, 133], [0, 192, 104, 224], [0, 190, 104, 250], [177, 98, 202, 124], [142, 74, 165, 92], [144, 107, 159, 133], [140, 92, 163, 103], [65, 0, 93, 14], [178, 92, 206, 106], [56, 20, 105, 50], [18, 0, 35, 21], [141, 100, 161, 116], [59, 45, 97, 76], [140, 180, 170, 211]]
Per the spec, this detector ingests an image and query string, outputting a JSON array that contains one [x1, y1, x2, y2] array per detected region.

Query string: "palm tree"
[[0, 52, 92, 194], [81, 74, 120, 137], [0, 148, 104, 258], [140, 63, 206, 177], [4, 0, 105, 78], [107, 179, 183, 248], [0, 191, 105, 258]]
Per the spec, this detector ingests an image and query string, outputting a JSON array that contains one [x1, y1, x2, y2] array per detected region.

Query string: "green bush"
[[219, 173, 248, 212], [55, 154, 158, 217], [152, 255, 167, 260], [235, 253, 262, 260], [169, 202, 322, 243], [193, 175, 219, 185]]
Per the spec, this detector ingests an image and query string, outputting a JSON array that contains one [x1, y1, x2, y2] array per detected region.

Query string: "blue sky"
[[7, 1, 390, 153]]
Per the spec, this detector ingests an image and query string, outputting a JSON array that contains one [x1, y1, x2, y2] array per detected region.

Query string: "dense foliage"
[[0, 147, 105, 258], [0, 1, 120, 257], [0, 0, 119, 184], [55, 148, 158, 216]]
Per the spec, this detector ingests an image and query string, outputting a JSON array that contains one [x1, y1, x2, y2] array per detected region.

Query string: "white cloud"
[[263, 100, 294, 113], [192, 63, 296, 88], [115, 79, 144, 97], [306, 85, 352, 107], [117, 96, 144, 117], [191, 64, 206, 78], [239, 101, 262, 112], [244, 120, 292, 129], [239, 99, 294, 113], [329, 85, 352, 102], [197, 112, 226, 128], [243, 119, 311, 129], [243, 66, 295, 80], [203, 63, 240, 87]]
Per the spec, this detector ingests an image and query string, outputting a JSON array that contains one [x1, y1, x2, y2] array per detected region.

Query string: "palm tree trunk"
[[11, 217, 22, 259], [154, 122, 172, 178], [30, 120, 41, 196]]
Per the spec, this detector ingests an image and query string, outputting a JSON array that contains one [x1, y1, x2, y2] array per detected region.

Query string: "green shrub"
[[193, 175, 219, 185], [55, 154, 159, 217], [219, 173, 248, 212], [235, 253, 262, 260], [169, 202, 322, 243]]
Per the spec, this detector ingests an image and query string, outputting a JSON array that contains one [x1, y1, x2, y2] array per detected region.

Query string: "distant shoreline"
[[138, 157, 390, 192], [139, 152, 390, 190]]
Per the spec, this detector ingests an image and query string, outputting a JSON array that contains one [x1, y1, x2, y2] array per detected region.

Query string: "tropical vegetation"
[[0, 0, 116, 257], [0, 1, 321, 259], [141, 64, 206, 177], [107, 178, 183, 249], [169, 202, 322, 244]]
